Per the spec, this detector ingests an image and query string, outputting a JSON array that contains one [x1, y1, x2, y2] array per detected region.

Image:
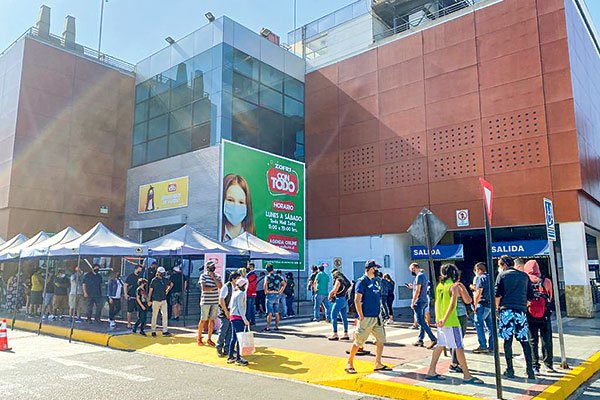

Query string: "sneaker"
[[503, 369, 515, 379], [533, 366, 541, 374], [235, 358, 249, 366], [42, 315, 47, 320], [132, 327, 137, 333], [426, 341, 437, 350], [449, 364, 463, 374], [151, 332, 157, 337], [227, 358, 236, 364], [311, 318, 319, 322], [48, 314, 55, 320], [139, 331, 147, 336], [544, 365, 556, 373], [162, 331, 171, 337], [75, 318, 82, 324], [472, 347, 489, 354], [527, 371, 537, 380], [413, 340, 424, 347], [217, 348, 226, 358]]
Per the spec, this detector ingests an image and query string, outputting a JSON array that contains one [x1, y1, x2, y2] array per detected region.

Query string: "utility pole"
[[98, 0, 107, 55]]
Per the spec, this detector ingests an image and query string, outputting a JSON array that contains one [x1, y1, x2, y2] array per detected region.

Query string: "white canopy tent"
[[145, 225, 245, 256], [224, 232, 299, 260], [20, 227, 81, 259], [48, 222, 147, 257], [0, 231, 50, 261], [0, 234, 28, 254], [0, 237, 4, 246]]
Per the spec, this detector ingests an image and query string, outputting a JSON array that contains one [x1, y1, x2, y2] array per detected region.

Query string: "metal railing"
[[0, 26, 135, 74]]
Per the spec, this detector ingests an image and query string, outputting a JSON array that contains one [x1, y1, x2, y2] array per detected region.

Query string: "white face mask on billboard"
[[224, 203, 247, 226]]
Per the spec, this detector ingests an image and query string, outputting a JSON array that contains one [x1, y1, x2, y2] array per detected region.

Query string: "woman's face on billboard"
[[224, 184, 247, 226]]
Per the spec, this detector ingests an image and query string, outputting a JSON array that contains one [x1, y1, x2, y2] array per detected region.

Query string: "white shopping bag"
[[237, 327, 255, 356]]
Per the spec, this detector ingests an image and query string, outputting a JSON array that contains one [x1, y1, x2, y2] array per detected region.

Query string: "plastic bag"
[[237, 328, 255, 356]]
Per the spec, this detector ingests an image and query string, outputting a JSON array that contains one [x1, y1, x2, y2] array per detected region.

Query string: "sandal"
[[345, 367, 357, 374], [463, 377, 484, 385], [425, 374, 445, 381], [374, 365, 393, 372]]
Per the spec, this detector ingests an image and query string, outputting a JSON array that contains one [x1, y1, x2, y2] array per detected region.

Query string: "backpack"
[[528, 277, 550, 319]]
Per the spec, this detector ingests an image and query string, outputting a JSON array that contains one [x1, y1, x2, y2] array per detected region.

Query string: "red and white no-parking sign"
[[456, 209, 469, 227]]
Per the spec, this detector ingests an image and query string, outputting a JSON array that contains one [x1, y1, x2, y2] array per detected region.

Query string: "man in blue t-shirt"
[[472, 262, 494, 353], [407, 263, 437, 348], [345, 260, 390, 374]]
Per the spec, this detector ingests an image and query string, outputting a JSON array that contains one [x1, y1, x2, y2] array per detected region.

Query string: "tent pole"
[[184, 256, 192, 328], [181, 254, 186, 328], [11, 258, 23, 330], [37, 255, 51, 334], [69, 254, 82, 343]]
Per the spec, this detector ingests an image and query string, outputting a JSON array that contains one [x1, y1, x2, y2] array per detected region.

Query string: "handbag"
[[237, 327, 255, 356]]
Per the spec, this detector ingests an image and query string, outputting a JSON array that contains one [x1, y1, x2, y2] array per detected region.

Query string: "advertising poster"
[[138, 176, 189, 213], [220, 140, 305, 271]]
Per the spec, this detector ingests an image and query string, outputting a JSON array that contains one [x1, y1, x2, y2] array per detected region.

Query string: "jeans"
[[504, 335, 534, 375], [228, 319, 245, 360], [217, 314, 232, 352], [151, 299, 168, 333], [380, 296, 389, 319], [108, 298, 121, 321], [314, 294, 331, 320], [528, 317, 553, 368], [285, 294, 295, 316], [256, 291, 265, 313], [246, 296, 256, 324], [452, 314, 468, 365], [474, 306, 494, 350], [330, 297, 349, 333], [86, 296, 104, 320], [414, 301, 436, 342], [386, 295, 394, 319], [133, 308, 147, 332], [280, 294, 287, 317]]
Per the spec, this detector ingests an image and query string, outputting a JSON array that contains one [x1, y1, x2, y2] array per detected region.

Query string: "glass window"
[[133, 122, 147, 145], [260, 63, 284, 92], [232, 121, 258, 148], [191, 123, 211, 150], [131, 143, 146, 167], [193, 48, 213, 75], [232, 98, 259, 128], [169, 105, 192, 133], [135, 81, 151, 103], [233, 72, 259, 104], [233, 49, 259, 80], [284, 96, 304, 118], [134, 101, 148, 124], [168, 128, 192, 156], [192, 70, 208, 99], [335, 4, 354, 25], [170, 84, 193, 110], [150, 75, 171, 97], [193, 98, 211, 126], [259, 109, 283, 154], [172, 62, 191, 88], [148, 114, 169, 140], [259, 84, 283, 113], [148, 93, 170, 119], [284, 77, 304, 102], [147, 137, 168, 163], [284, 118, 304, 161], [318, 13, 336, 32]]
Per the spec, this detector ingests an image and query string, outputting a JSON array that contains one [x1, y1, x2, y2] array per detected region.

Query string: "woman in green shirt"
[[425, 263, 483, 385]]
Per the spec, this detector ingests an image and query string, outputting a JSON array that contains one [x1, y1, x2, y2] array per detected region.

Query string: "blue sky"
[[1, 1, 600, 65]]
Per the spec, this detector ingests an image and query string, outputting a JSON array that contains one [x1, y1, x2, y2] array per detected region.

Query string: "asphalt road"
[[0, 330, 379, 400], [569, 371, 600, 400]]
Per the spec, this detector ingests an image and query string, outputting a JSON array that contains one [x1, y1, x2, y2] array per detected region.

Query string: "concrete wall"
[[124, 145, 221, 240]]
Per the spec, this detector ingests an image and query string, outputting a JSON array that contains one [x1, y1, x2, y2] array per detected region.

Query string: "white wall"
[[561, 222, 589, 286], [307, 233, 414, 307]]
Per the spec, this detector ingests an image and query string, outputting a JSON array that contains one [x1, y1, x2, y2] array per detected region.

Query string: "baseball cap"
[[236, 277, 249, 288], [365, 260, 381, 270], [206, 260, 216, 268], [157, 266, 166, 273]]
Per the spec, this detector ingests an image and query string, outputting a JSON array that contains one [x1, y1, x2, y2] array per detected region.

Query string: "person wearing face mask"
[[221, 174, 256, 241], [148, 266, 173, 337], [52, 272, 69, 319], [198, 261, 222, 346], [406, 263, 437, 349], [83, 264, 104, 323], [227, 277, 251, 366], [107, 270, 124, 329]]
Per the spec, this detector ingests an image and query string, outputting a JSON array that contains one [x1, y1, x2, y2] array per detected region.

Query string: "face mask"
[[411, 271, 417, 276], [94, 268, 100, 273], [208, 266, 216, 273], [224, 202, 247, 226]]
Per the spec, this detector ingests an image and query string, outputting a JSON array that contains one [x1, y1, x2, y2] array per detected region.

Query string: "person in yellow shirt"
[[29, 268, 45, 316]]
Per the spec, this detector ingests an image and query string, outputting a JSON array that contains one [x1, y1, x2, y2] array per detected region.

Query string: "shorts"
[[171, 292, 183, 305], [498, 309, 529, 342], [437, 326, 464, 349], [69, 294, 83, 309], [43, 293, 54, 306], [200, 304, 218, 321], [127, 298, 137, 313], [30, 291, 43, 305], [52, 295, 68, 311], [266, 294, 280, 314], [353, 317, 386, 347]]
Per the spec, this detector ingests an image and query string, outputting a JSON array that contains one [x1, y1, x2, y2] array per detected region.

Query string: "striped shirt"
[[200, 272, 221, 305]]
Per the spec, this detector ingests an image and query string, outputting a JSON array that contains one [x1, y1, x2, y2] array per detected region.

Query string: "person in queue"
[[217, 272, 241, 357], [407, 263, 437, 348], [198, 261, 222, 346], [107, 270, 124, 329], [472, 262, 494, 354], [245, 263, 257, 325], [227, 277, 250, 366], [124, 265, 143, 330], [82, 264, 104, 323], [264, 264, 285, 332], [169, 265, 187, 321], [133, 278, 148, 336], [148, 266, 172, 337], [328, 269, 351, 341]]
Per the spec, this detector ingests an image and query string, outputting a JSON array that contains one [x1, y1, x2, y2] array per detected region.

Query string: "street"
[[0, 330, 379, 400]]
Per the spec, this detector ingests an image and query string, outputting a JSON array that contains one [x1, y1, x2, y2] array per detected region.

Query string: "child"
[[133, 278, 148, 336], [425, 263, 483, 385]]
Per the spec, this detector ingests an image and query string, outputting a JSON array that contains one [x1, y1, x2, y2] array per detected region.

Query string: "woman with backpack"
[[524, 260, 555, 373], [328, 270, 351, 341]]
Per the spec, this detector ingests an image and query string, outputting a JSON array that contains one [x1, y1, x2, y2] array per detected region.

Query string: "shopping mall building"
[[0, 0, 599, 316]]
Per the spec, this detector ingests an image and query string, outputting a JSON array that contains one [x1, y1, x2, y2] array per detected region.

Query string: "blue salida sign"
[[410, 244, 464, 260], [491, 240, 549, 257], [544, 198, 556, 241]]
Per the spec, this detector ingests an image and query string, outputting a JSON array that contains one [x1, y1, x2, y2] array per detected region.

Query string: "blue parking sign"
[[544, 198, 556, 241]]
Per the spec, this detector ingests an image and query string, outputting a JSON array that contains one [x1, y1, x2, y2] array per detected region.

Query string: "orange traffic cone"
[[0, 319, 12, 351]]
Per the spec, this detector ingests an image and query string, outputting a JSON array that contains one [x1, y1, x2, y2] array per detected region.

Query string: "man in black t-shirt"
[[169, 266, 187, 321], [148, 267, 173, 337], [124, 265, 143, 329], [82, 264, 104, 323]]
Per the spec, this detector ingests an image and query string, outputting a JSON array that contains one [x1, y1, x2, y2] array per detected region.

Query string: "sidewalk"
[[5, 310, 599, 400]]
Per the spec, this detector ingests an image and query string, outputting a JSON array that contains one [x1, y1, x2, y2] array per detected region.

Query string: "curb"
[[12, 320, 111, 347], [533, 352, 600, 400]]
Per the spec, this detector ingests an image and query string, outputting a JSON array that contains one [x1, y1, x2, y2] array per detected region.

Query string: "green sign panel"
[[221, 140, 305, 270]]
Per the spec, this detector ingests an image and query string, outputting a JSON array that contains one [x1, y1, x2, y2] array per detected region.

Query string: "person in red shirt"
[[245, 263, 257, 325]]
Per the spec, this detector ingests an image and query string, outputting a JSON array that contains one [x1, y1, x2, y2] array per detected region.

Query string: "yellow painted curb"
[[12, 319, 110, 347], [534, 352, 600, 400]]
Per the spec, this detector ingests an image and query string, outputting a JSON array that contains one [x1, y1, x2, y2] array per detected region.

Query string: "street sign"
[[544, 198, 556, 241], [479, 178, 494, 224], [407, 208, 448, 248], [456, 209, 469, 227]]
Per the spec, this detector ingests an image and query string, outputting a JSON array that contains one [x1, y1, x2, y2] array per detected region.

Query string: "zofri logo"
[[267, 166, 298, 196]]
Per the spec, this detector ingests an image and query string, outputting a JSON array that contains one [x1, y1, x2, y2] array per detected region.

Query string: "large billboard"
[[221, 140, 305, 270], [138, 176, 189, 213]]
